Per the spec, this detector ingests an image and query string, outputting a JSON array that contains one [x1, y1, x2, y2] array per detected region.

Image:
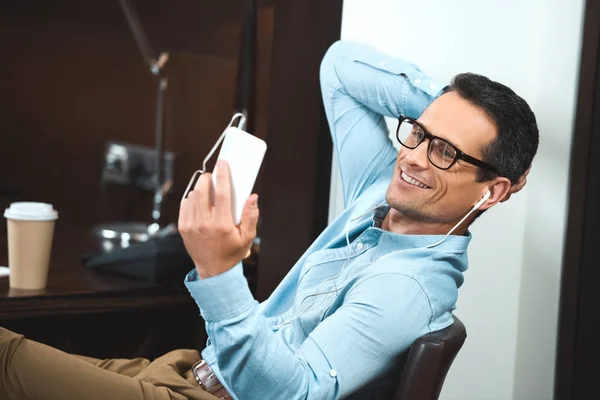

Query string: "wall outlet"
[[102, 141, 174, 191]]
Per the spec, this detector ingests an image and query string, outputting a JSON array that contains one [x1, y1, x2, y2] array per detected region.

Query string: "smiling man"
[[0, 41, 538, 400], [175, 41, 538, 400]]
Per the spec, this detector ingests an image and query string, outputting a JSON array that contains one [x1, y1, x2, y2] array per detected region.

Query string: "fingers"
[[510, 176, 528, 194], [181, 162, 234, 226], [240, 194, 259, 240], [214, 160, 234, 222], [178, 196, 190, 229], [516, 174, 527, 187], [509, 164, 532, 195], [515, 164, 531, 187], [503, 164, 533, 202], [191, 172, 212, 220], [518, 177, 527, 189]]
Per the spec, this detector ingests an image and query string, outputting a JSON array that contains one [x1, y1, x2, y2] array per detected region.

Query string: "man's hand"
[[178, 160, 259, 279], [501, 164, 532, 202]]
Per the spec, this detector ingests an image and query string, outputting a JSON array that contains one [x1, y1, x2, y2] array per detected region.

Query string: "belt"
[[192, 360, 234, 400]]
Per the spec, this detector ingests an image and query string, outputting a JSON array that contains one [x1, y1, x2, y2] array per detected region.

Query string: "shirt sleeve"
[[320, 40, 445, 206], [185, 268, 432, 400]]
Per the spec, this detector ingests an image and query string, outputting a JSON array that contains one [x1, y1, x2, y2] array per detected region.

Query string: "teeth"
[[401, 172, 429, 189]]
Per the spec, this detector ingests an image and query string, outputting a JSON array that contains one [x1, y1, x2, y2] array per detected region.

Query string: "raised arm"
[[320, 41, 444, 205]]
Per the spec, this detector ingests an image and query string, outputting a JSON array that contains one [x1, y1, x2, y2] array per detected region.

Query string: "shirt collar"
[[373, 204, 390, 228]]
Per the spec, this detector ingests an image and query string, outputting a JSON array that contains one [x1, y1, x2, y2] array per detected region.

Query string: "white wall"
[[333, 1, 584, 399], [512, 0, 584, 398]]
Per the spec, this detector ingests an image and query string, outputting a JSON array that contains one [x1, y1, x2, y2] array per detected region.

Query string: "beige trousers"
[[0, 327, 219, 400]]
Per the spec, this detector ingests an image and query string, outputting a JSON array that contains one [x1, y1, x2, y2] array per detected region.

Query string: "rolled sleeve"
[[184, 263, 256, 322]]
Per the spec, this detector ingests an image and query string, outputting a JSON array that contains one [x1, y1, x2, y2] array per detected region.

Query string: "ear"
[[477, 177, 512, 211]]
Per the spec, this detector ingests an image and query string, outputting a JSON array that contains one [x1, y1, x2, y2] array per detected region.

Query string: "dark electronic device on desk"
[[83, 226, 194, 283]]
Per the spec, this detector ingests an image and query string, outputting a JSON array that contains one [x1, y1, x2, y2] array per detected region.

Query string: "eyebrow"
[[416, 119, 463, 150]]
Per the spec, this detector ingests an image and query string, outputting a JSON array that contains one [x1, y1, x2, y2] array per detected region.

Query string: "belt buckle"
[[192, 359, 207, 387]]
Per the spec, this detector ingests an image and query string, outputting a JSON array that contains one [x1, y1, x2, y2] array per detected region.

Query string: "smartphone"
[[212, 127, 267, 224]]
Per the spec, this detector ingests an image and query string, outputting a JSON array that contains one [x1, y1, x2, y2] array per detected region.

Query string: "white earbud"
[[426, 189, 492, 249], [473, 190, 491, 210]]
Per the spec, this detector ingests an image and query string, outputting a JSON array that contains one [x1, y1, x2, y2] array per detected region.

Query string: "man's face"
[[386, 92, 497, 225]]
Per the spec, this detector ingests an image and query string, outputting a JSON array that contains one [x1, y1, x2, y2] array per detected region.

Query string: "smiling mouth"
[[400, 171, 431, 189]]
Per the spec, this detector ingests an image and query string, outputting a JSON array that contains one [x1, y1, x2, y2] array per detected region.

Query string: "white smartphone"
[[212, 127, 267, 224]]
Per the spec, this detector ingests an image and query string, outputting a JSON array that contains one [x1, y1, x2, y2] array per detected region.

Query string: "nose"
[[402, 140, 430, 170]]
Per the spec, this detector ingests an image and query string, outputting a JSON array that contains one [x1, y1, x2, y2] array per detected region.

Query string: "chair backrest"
[[346, 316, 467, 400], [392, 315, 466, 400]]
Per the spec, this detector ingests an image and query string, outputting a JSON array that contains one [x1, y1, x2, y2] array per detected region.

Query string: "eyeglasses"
[[395, 115, 497, 173]]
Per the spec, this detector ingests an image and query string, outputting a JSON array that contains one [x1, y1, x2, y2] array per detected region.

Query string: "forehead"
[[418, 92, 496, 156]]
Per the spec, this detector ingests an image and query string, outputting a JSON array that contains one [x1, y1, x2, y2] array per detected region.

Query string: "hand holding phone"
[[211, 127, 266, 224]]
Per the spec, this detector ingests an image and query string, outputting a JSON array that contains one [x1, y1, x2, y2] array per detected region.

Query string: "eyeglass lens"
[[397, 119, 457, 169]]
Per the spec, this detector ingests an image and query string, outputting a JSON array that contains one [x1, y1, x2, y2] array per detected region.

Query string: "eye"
[[435, 141, 456, 160], [411, 127, 425, 141]]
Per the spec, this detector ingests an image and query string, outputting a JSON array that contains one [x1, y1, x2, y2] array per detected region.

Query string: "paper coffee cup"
[[4, 202, 58, 290]]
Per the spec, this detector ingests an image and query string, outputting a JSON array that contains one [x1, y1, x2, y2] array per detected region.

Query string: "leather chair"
[[347, 316, 467, 400]]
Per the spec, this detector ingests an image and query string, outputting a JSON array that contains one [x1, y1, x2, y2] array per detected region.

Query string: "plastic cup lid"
[[4, 202, 58, 221]]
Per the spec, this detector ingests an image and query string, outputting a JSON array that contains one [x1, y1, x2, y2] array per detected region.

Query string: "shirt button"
[[356, 242, 364, 250], [378, 61, 387, 67], [327, 293, 333, 298], [330, 369, 337, 378], [429, 83, 437, 90], [414, 79, 422, 85], [305, 262, 311, 269]]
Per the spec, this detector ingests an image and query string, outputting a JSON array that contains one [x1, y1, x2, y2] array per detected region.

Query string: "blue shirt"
[[184, 41, 471, 400]]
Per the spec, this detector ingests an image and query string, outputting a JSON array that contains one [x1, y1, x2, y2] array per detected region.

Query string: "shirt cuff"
[[184, 263, 256, 322]]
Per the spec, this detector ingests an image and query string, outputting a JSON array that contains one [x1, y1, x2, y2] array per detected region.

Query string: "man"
[[0, 40, 537, 400]]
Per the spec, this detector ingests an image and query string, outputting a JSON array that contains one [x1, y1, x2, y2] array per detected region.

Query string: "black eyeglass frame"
[[396, 115, 498, 173]]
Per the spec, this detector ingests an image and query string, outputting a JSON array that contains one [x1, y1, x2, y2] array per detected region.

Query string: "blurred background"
[[1, 1, 599, 399]]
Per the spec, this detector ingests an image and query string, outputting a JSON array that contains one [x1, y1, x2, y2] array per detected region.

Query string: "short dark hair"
[[444, 73, 539, 184]]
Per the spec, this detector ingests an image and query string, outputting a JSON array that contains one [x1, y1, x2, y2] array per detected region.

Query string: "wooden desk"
[[0, 230, 206, 360], [0, 266, 194, 319]]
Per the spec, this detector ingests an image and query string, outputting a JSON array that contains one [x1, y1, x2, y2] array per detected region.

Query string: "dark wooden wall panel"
[[555, 0, 600, 398], [256, 0, 343, 300]]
